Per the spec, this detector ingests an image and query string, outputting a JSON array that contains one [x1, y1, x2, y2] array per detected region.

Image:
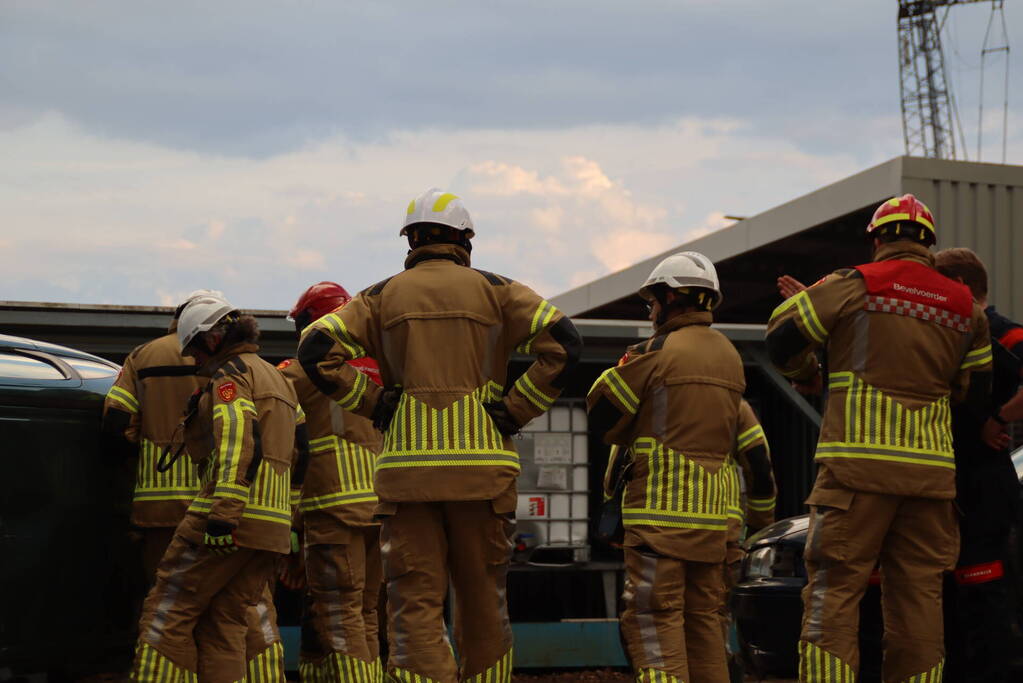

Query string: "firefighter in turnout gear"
[[132, 294, 309, 683], [297, 189, 582, 683], [101, 290, 211, 580], [766, 194, 993, 682], [588, 251, 746, 683], [281, 282, 385, 682], [935, 248, 1021, 683]]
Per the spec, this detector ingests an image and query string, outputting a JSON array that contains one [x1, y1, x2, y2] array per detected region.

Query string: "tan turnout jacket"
[[179, 343, 305, 553], [296, 243, 582, 503], [102, 330, 203, 527], [588, 311, 745, 563], [278, 357, 382, 542], [766, 241, 992, 499]]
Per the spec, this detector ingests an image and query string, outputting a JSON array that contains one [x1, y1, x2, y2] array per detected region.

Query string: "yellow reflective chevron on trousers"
[[376, 383, 519, 470], [132, 641, 198, 682], [463, 648, 513, 683], [798, 640, 855, 682], [386, 667, 443, 683], [623, 438, 731, 531], [301, 435, 378, 511], [299, 653, 382, 683], [241, 640, 285, 683], [898, 659, 945, 683], [134, 438, 200, 503], [635, 668, 683, 683], [820, 372, 954, 469]]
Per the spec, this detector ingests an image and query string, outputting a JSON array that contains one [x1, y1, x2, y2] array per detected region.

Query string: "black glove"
[[372, 386, 403, 432], [484, 401, 520, 436], [204, 519, 238, 556]]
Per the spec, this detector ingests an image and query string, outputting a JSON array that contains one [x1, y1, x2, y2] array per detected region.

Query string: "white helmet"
[[639, 251, 723, 310], [177, 293, 237, 350], [400, 188, 475, 237], [174, 289, 225, 318]]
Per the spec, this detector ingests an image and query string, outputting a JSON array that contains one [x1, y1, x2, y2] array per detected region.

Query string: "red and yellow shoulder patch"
[[217, 381, 237, 403], [276, 359, 292, 370]]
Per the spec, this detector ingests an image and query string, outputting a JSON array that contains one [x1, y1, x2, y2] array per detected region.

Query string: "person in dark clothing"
[[935, 247, 1022, 683]]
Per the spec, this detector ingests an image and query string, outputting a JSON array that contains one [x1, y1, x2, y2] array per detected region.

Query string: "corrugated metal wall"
[[906, 164, 1023, 323]]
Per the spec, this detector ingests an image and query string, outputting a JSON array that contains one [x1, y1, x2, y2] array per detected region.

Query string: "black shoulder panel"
[[363, 276, 394, 297], [766, 318, 812, 369], [548, 317, 583, 389], [138, 365, 198, 380], [473, 269, 513, 286]]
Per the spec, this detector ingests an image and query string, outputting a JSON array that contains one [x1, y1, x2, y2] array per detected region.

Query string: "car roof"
[[0, 333, 118, 368]]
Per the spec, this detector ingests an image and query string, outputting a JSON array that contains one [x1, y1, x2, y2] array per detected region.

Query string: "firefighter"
[[101, 290, 210, 581], [131, 293, 308, 683], [587, 251, 745, 683], [279, 282, 385, 682], [297, 188, 582, 683], [766, 194, 993, 682], [934, 247, 1021, 683]]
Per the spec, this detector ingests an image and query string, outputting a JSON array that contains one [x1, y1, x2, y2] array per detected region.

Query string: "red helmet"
[[867, 194, 936, 244], [289, 282, 351, 325]]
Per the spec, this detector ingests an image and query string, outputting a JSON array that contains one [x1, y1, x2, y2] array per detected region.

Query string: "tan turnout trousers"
[[620, 547, 727, 683], [380, 498, 516, 683], [799, 472, 958, 682], [133, 534, 283, 683], [301, 524, 384, 682]]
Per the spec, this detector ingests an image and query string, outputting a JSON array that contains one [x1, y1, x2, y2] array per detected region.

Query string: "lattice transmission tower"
[[898, 0, 1010, 160]]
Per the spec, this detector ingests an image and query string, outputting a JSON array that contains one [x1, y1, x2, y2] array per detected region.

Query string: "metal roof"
[[552, 155, 1023, 323]]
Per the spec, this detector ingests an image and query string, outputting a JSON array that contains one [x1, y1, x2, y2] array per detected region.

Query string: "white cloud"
[[0, 112, 877, 308]]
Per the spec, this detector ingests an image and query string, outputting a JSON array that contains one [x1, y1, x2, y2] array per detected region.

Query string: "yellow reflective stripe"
[[309, 435, 338, 451], [792, 290, 827, 343], [376, 451, 519, 469], [406, 199, 416, 215], [106, 385, 140, 413], [213, 481, 250, 502], [736, 425, 765, 451], [816, 441, 955, 468], [514, 372, 555, 411], [463, 647, 513, 683], [299, 489, 377, 512], [337, 367, 368, 410], [431, 192, 459, 212], [748, 496, 776, 511], [828, 371, 854, 389], [318, 313, 367, 360], [622, 507, 729, 530], [960, 344, 993, 370], [295, 404, 305, 423], [596, 367, 639, 414], [519, 300, 559, 353], [189, 497, 292, 525]]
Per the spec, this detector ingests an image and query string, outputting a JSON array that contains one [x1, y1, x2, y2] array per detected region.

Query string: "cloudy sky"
[[2, 1, 1019, 308]]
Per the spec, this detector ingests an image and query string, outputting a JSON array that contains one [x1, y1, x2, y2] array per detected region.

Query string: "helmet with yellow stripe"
[[401, 188, 475, 237], [867, 194, 936, 246]]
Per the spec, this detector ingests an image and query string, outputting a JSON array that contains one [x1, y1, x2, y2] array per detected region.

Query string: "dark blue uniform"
[[945, 305, 1023, 682]]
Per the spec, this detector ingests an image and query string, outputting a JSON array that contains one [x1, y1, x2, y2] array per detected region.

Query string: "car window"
[[64, 358, 118, 379], [0, 352, 68, 380]]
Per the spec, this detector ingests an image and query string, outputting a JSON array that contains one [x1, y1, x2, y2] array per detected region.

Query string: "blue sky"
[[1, 0, 1019, 308]]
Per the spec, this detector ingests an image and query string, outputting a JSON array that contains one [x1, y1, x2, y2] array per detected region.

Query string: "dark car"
[[0, 334, 140, 679], [732, 446, 1023, 681]]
